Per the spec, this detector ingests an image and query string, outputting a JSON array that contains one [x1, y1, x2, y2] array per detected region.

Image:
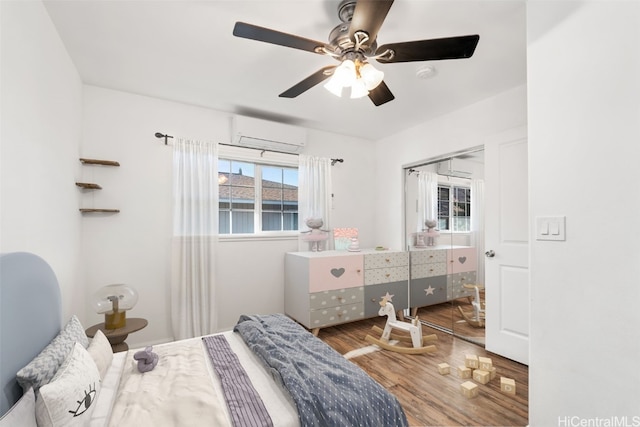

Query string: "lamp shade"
[[360, 62, 384, 90], [92, 284, 138, 329]]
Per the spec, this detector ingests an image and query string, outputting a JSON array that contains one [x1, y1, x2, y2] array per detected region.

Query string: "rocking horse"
[[364, 296, 438, 355], [457, 283, 485, 328]]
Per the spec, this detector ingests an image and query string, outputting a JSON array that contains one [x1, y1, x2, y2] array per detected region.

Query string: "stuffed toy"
[[300, 217, 329, 252], [133, 346, 159, 373], [424, 219, 440, 246]]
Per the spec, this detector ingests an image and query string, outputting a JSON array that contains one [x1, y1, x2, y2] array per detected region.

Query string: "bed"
[[0, 252, 408, 427]]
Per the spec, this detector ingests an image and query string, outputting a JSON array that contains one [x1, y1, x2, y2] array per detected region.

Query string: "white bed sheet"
[[89, 331, 299, 427]]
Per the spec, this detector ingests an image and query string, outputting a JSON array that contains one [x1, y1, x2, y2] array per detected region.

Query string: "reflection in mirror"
[[404, 149, 485, 346]]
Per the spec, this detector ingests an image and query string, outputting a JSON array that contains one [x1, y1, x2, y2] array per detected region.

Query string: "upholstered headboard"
[[0, 252, 62, 416]]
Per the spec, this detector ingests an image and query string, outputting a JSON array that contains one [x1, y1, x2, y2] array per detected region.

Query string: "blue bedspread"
[[234, 314, 408, 427]]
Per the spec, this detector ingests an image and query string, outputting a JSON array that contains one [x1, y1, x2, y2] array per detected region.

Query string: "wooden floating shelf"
[[79, 158, 120, 166], [79, 209, 120, 213], [75, 182, 102, 189]]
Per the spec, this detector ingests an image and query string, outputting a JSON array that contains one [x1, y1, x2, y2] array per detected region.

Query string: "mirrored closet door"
[[404, 149, 485, 346]]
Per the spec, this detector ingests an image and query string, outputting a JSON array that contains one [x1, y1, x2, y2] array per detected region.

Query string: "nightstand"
[[85, 317, 148, 353]]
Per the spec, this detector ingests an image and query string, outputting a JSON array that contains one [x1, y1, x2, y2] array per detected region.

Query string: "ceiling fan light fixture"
[[360, 62, 384, 90], [324, 77, 345, 97], [350, 79, 369, 99]]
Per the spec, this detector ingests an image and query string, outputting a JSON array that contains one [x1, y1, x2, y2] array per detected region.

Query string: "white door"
[[484, 126, 529, 365]]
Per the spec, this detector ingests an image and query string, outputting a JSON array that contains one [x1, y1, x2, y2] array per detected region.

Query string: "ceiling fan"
[[232, 0, 479, 106]]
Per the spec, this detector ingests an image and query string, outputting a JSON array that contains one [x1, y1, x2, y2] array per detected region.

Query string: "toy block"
[[478, 356, 493, 371], [457, 365, 472, 379], [501, 377, 516, 395], [437, 363, 450, 375], [473, 369, 491, 385], [465, 354, 479, 369], [461, 381, 479, 398], [489, 366, 497, 380]]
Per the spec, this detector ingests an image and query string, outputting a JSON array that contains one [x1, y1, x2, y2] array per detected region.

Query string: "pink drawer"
[[448, 247, 477, 274], [309, 255, 364, 292]]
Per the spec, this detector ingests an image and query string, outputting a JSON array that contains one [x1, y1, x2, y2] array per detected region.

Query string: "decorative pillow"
[[0, 387, 37, 427], [87, 329, 113, 379], [35, 343, 101, 427], [17, 315, 89, 393]]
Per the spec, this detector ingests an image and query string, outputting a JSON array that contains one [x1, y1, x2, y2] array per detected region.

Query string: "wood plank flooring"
[[317, 317, 528, 427]]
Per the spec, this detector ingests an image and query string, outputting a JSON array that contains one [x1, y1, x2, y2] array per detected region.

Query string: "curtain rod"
[[155, 132, 343, 165], [154, 132, 173, 145]]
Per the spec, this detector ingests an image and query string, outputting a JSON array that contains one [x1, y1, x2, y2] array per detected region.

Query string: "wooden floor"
[[317, 316, 528, 427]]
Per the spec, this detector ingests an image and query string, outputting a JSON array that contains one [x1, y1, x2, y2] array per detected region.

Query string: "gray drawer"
[[309, 287, 364, 310], [364, 251, 408, 269], [448, 271, 478, 300], [411, 262, 447, 279], [410, 276, 448, 308], [410, 249, 447, 265], [364, 265, 409, 285], [363, 280, 409, 318], [309, 303, 365, 328]]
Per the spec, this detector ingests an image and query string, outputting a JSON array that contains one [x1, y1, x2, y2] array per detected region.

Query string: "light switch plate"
[[536, 216, 566, 241]]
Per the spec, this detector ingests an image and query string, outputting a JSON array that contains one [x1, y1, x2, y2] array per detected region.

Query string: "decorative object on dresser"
[[285, 249, 409, 335], [299, 217, 329, 251], [363, 296, 437, 355], [333, 227, 359, 250]]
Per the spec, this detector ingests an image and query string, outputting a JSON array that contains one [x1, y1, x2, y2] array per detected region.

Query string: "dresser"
[[409, 246, 477, 313], [285, 249, 409, 334]]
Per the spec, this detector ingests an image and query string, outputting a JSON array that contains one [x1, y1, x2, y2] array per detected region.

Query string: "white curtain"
[[171, 138, 218, 340], [417, 171, 439, 231], [470, 178, 485, 284], [298, 154, 332, 251]]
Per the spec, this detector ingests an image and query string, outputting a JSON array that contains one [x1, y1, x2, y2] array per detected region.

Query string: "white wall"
[[375, 84, 528, 251], [527, 1, 640, 423], [81, 86, 377, 344], [0, 1, 84, 322]]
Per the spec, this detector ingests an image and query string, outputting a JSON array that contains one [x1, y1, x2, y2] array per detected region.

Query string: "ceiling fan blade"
[[368, 81, 395, 106], [348, 0, 394, 44], [233, 22, 327, 55], [279, 66, 336, 98], [376, 35, 480, 63]]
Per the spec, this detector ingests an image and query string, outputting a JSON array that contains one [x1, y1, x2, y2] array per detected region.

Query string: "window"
[[437, 184, 471, 232], [218, 158, 298, 234]]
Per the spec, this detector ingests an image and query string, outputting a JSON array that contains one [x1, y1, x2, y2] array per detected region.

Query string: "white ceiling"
[[43, 0, 526, 141]]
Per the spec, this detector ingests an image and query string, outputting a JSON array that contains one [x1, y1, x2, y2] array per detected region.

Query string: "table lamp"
[[92, 284, 138, 329]]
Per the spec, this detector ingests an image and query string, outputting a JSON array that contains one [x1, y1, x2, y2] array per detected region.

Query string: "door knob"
[[485, 250, 495, 258]]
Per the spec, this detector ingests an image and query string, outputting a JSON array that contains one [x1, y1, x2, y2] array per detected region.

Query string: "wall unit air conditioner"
[[437, 158, 473, 178], [231, 115, 306, 153]]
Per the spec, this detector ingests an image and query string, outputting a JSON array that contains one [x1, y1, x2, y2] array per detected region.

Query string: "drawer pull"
[[385, 273, 390, 278], [356, 269, 361, 273], [385, 258, 390, 263]]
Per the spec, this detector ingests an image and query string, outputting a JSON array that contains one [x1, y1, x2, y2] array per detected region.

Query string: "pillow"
[[0, 387, 37, 427], [17, 315, 89, 393], [87, 329, 113, 379], [35, 343, 101, 427]]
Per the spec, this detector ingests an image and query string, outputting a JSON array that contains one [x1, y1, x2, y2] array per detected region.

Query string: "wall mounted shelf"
[[79, 209, 120, 213], [78, 158, 119, 213], [75, 182, 102, 189], [79, 158, 120, 167]]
